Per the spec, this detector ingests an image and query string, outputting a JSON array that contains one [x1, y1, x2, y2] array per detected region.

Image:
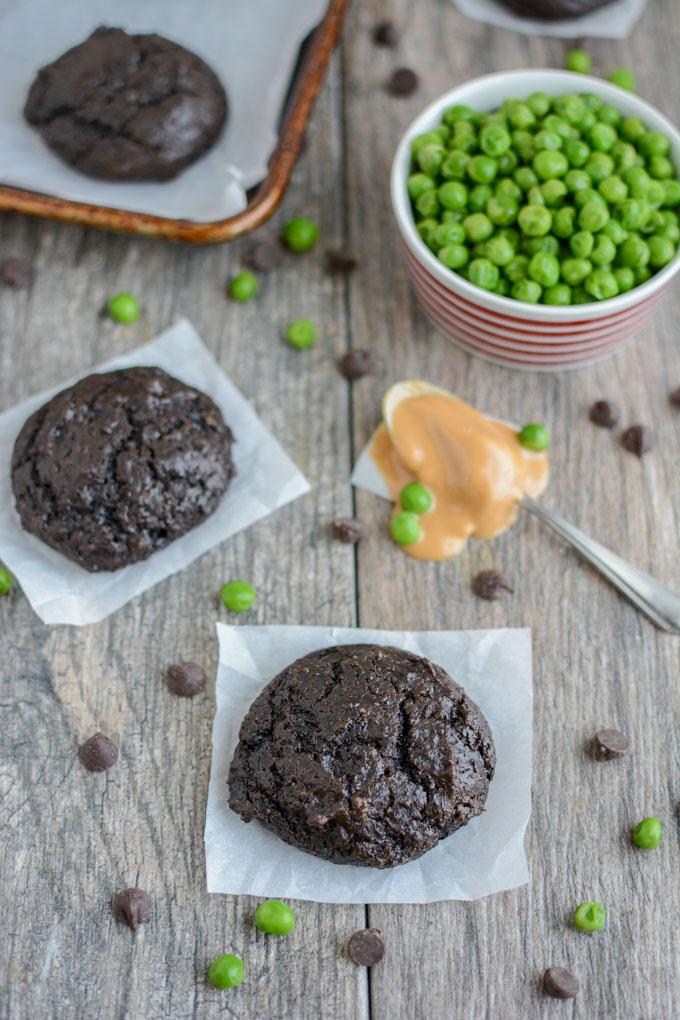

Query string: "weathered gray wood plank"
[[0, 54, 369, 1020], [345, 1, 680, 1017]]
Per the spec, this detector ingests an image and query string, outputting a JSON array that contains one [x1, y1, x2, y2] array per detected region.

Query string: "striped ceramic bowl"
[[391, 70, 680, 371]]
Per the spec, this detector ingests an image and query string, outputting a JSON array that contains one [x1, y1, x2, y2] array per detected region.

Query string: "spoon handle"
[[522, 495, 680, 633]]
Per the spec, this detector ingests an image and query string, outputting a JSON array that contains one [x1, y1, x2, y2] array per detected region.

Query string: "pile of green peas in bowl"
[[407, 91, 680, 305]]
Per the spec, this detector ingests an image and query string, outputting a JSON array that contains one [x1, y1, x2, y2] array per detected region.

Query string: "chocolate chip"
[[166, 661, 207, 698], [621, 424, 654, 457], [593, 728, 631, 759], [386, 67, 419, 98], [112, 888, 152, 932], [543, 967, 580, 1000], [331, 517, 365, 544], [325, 249, 358, 274], [2, 256, 33, 289], [373, 21, 399, 47], [348, 928, 385, 966], [338, 349, 377, 381], [244, 237, 284, 273], [78, 732, 118, 772], [589, 400, 619, 429], [669, 387, 680, 407], [472, 570, 514, 601]]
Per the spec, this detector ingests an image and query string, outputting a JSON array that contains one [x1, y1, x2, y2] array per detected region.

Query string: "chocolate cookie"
[[500, 0, 613, 18], [228, 644, 495, 868], [11, 367, 235, 572], [24, 27, 227, 181]]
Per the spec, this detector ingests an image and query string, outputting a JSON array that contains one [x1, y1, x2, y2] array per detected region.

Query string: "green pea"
[[649, 155, 674, 180], [573, 902, 606, 933], [498, 150, 519, 174], [639, 131, 671, 159], [467, 155, 498, 185], [228, 271, 259, 303], [543, 114, 571, 139], [417, 218, 439, 248], [662, 179, 680, 207], [480, 124, 511, 157], [632, 816, 663, 850], [570, 230, 595, 257], [400, 482, 433, 514], [572, 286, 590, 303], [432, 125, 450, 145], [544, 283, 572, 305], [579, 200, 610, 232], [286, 319, 317, 350], [589, 122, 617, 153], [514, 166, 539, 192], [590, 235, 616, 266], [527, 185, 546, 207], [282, 217, 318, 252], [534, 129, 562, 152], [648, 235, 676, 267], [565, 169, 591, 194], [412, 131, 441, 156], [518, 204, 552, 237], [643, 210, 665, 235], [415, 189, 441, 219], [417, 143, 446, 177], [584, 268, 619, 300], [602, 219, 628, 245], [646, 180, 667, 208], [208, 954, 244, 989], [486, 194, 518, 226], [614, 266, 635, 292], [432, 225, 464, 251], [107, 292, 140, 324], [618, 233, 650, 268], [564, 138, 590, 168], [554, 94, 586, 126], [438, 181, 468, 211], [468, 257, 500, 291], [528, 251, 560, 287], [506, 100, 535, 130], [553, 207, 576, 239], [565, 48, 592, 74], [453, 131, 478, 155], [585, 153, 614, 184], [611, 141, 637, 172], [495, 177, 523, 202], [483, 236, 514, 267], [512, 279, 542, 303], [580, 92, 603, 112], [523, 236, 560, 257], [407, 173, 435, 201], [608, 68, 636, 92], [616, 198, 648, 231], [0, 566, 13, 596], [621, 117, 645, 142], [540, 180, 567, 207], [533, 149, 569, 181], [255, 899, 296, 935], [518, 423, 550, 451], [579, 108, 597, 133], [512, 130, 536, 162], [438, 244, 470, 270], [505, 254, 529, 283], [469, 184, 493, 212], [635, 265, 652, 284], [462, 213, 492, 243], [596, 175, 627, 206], [527, 91, 551, 118], [220, 580, 255, 613], [623, 166, 651, 198], [443, 103, 477, 126], [561, 257, 592, 285], [495, 227, 521, 250], [391, 511, 421, 546], [598, 104, 622, 128], [495, 277, 511, 296], [441, 150, 470, 180]]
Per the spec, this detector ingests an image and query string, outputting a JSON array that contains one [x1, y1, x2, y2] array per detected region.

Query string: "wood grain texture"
[[3, 1, 680, 1018]]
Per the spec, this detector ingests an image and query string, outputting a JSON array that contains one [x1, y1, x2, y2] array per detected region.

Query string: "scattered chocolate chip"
[[348, 928, 385, 966], [593, 728, 631, 759], [78, 732, 118, 772], [386, 67, 419, 98], [331, 517, 365, 544], [589, 399, 619, 429], [244, 237, 284, 273], [472, 570, 514, 601], [373, 20, 399, 47], [338, 349, 377, 381], [543, 967, 580, 1000], [2, 256, 33, 289], [325, 248, 358, 274], [621, 424, 654, 457], [112, 888, 152, 932], [166, 661, 207, 698], [669, 387, 680, 407]]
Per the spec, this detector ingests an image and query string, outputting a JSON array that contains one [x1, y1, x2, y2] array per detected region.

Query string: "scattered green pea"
[[228, 271, 259, 303], [220, 580, 255, 613], [0, 566, 13, 596], [208, 954, 244, 989], [281, 217, 318, 252], [573, 901, 606, 933], [286, 319, 317, 350], [400, 482, 433, 514], [518, 423, 550, 452], [107, 293, 140, 324], [390, 511, 422, 546], [255, 899, 296, 935], [608, 68, 637, 92], [565, 49, 592, 74], [632, 816, 663, 850]]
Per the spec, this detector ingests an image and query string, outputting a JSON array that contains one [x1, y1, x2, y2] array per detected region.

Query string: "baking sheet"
[[0, 321, 310, 626], [452, 0, 646, 38], [0, 0, 327, 222], [205, 624, 532, 904]]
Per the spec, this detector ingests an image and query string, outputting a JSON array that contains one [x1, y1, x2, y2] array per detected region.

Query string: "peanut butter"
[[370, 382, 549, 561]]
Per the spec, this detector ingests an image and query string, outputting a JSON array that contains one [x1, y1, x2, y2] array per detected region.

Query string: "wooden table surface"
[[3, 2, 680, 1017]]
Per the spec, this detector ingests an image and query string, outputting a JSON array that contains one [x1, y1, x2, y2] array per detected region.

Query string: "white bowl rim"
[[391, 69, 680, 322]]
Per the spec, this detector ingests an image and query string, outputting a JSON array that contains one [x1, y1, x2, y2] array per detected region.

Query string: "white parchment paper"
[[452, 0, 646, 38], [206, 624, 532, 904], [0, 321, 310, 627], [0, 0, 326, 222]]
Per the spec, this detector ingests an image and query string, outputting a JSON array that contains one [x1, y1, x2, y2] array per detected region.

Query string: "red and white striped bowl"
[[391, 70, 680, 371]]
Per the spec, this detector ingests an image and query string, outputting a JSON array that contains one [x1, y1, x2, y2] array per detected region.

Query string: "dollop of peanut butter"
[[370, 384, 549, 561]]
